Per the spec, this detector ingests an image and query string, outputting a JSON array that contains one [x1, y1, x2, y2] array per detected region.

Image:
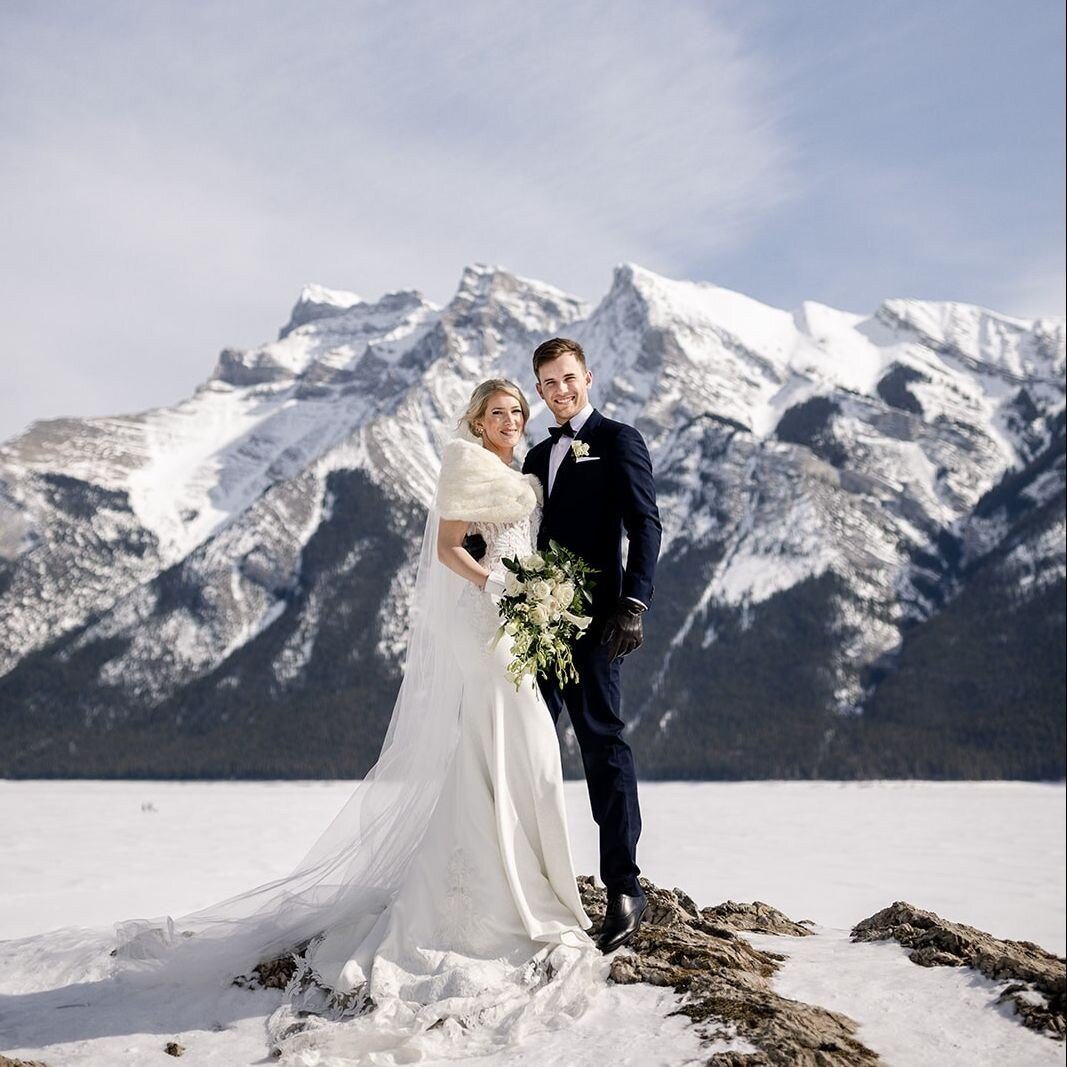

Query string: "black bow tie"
[[548, 421, 575, 442]]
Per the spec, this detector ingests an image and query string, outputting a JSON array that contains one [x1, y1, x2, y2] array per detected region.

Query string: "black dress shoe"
[[596, 887, 648, 954]]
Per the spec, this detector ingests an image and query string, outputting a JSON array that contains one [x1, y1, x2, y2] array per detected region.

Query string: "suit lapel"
[[551, 408, 602, 498]]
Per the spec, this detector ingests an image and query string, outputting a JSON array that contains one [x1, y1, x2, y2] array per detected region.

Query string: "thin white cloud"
[[1, 0, 1062, 443], [0, 1, 795, 440]]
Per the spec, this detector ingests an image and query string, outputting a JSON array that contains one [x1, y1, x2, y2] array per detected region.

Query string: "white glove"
[[483, 571, 507, 599]]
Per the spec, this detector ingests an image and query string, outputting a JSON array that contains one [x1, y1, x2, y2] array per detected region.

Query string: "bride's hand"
[[482, 571, 507, 599]]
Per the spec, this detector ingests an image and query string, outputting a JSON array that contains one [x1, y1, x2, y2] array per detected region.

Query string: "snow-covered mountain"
[[0, 263, 1063, 778]]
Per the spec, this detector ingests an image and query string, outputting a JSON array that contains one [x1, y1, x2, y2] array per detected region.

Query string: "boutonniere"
[[570, 439, 591, 459]]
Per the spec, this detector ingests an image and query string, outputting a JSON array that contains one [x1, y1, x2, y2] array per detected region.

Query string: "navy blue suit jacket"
[[523, 408, 661, 620]]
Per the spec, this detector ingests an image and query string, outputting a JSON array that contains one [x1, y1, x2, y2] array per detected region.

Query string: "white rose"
[[529, 579, 552, 602], [524, 553, 545, 572], [530, 603, 551, 626], [504, 571, 525, 596], [555, 581, 575, 605]]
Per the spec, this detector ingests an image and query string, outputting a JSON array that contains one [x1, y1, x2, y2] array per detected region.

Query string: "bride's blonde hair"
[[458, 379, 530, 439]]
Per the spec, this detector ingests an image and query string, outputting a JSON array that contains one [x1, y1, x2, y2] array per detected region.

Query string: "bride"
[[65, 378, 608, 1063], [259, 378, 607, 1059]]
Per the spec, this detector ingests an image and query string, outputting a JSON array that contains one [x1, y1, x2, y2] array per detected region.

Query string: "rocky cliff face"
[[0, 263, 1062, 778]]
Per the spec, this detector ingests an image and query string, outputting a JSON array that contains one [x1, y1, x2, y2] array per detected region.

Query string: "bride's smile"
[[475, 391, 526, 461]]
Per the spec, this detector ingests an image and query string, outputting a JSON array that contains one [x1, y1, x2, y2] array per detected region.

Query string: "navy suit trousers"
[[538, 619, 643, 897]]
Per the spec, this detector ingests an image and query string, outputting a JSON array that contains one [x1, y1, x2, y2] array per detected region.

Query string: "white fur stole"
[[436, 438, 543, 523]]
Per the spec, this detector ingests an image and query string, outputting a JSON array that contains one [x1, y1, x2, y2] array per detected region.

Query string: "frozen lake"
[[2, 778, 1063, 951]]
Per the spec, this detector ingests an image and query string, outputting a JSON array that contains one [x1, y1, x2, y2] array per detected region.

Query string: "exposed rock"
[[851, 900, 1066, 1040], [579, 877, 881, 1066], [163, 1042, 186, 1057], [233, 944, 305, 991], [0, 1056, 51, 1067], [700, 898, 816, 937]]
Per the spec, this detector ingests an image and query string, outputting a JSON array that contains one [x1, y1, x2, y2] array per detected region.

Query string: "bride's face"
[[476, 390, 525, 452]]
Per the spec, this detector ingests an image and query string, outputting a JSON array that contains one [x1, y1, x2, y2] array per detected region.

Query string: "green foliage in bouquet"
[[492, 540, 597, 690]]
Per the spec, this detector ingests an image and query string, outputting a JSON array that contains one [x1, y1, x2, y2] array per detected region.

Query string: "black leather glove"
[[462, 532, 487, 562], [602, 598, 645, 661]]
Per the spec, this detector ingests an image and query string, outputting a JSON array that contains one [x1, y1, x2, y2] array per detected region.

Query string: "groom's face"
[[535, 353, 592, 424]]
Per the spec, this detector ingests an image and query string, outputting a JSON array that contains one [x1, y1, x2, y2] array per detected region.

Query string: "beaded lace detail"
[[434, 845, 478, 949], [473, 508, 540, 573], [457, 506, 541, 646]]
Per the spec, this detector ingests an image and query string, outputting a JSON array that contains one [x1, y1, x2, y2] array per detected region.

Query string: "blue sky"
[[1, 0, 1063, 441]]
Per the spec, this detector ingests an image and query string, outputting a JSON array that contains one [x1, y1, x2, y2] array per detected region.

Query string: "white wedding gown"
[[267, 504, 607, 1064]]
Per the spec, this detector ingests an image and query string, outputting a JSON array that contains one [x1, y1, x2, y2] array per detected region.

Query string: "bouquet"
[[491, 540, 596, 690]]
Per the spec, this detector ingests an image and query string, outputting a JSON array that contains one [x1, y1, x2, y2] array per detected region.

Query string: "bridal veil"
[[110, 434, 472, 991]]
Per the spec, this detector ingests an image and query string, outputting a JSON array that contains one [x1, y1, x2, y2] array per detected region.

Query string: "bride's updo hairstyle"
[[458, 378, 530, 440]]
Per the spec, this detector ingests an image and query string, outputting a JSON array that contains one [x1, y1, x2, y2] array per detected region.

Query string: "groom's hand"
[[462, 532, 486, 562], [602, 598, 645, 660]]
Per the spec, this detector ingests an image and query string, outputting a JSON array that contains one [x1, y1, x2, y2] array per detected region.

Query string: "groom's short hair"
[[532, 337, 587, 380]]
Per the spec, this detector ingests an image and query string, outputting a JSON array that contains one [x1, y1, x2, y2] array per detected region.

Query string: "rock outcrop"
[[852, 900, 1066, 1040], [580, 877, 881, 1066]]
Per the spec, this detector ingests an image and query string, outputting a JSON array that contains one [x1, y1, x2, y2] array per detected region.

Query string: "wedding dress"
[[0, 428, 608, 1067], [268, 439, 605, 1062]]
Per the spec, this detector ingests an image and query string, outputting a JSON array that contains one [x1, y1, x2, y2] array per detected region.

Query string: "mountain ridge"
[[1, 262, 1062, 778]]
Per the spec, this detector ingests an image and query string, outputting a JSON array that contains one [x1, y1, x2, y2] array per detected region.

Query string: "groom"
[[523, 336, 662, 954]]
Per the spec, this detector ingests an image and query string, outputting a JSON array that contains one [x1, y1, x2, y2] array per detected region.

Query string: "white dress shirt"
[[547, 401, 594, 496]]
